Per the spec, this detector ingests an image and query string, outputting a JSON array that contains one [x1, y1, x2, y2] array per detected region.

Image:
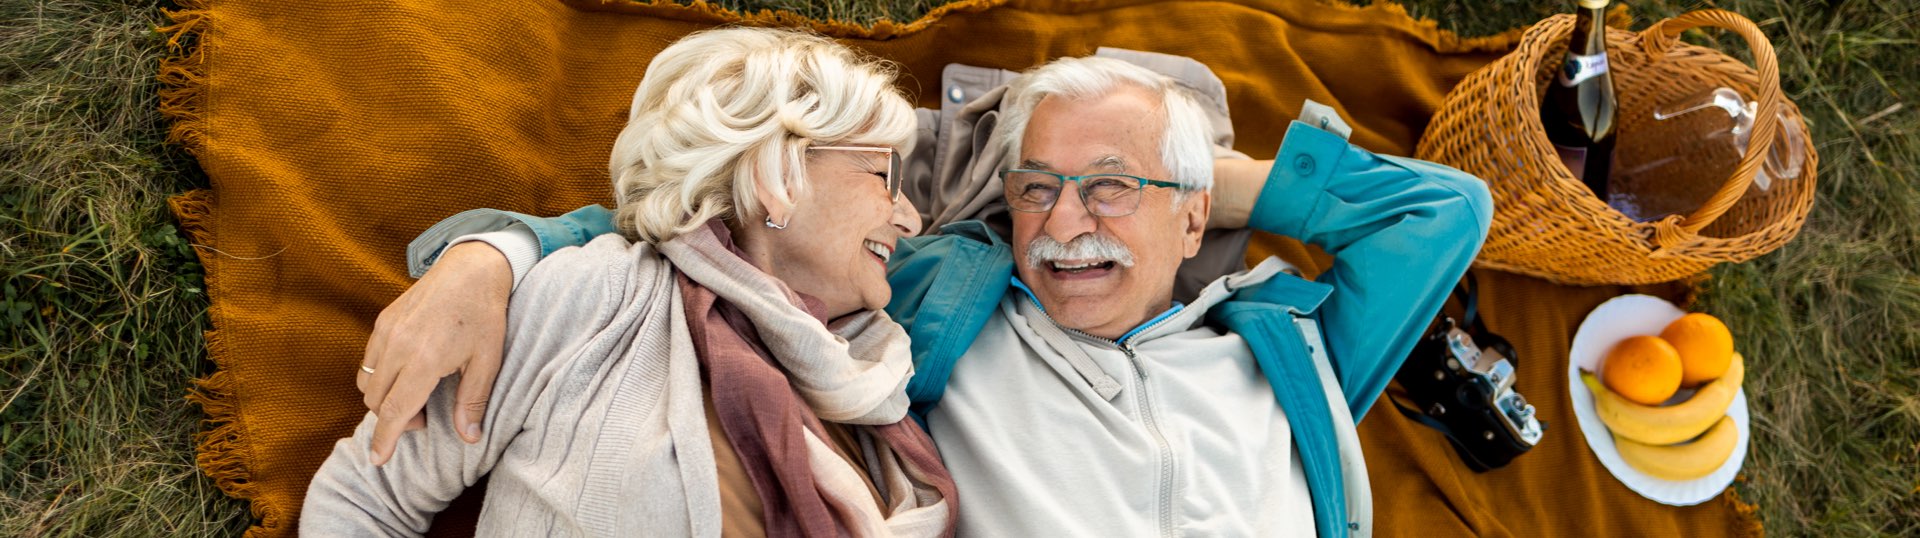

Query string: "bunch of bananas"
[[1581, 352, 1745, 481]]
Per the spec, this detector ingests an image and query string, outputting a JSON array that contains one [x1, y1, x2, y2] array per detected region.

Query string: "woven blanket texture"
[[160, 0, 1760, 535]]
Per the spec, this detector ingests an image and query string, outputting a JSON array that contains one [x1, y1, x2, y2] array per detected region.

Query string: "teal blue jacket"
[[419, 121, 1492, 536]]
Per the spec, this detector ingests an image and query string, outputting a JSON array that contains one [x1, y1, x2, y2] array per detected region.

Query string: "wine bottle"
[[1541, 0, 1618, 199]]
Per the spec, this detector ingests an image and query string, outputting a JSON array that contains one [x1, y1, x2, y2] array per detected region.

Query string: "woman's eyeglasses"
[[808, 146, 902, 202]]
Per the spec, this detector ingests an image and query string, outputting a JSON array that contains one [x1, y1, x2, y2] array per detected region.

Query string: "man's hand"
[[1208, 158, 1274, 230], [359, 241, 513, 465]]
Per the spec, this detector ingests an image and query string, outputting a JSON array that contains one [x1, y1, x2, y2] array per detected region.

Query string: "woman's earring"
[[764, 216, 788, 230]]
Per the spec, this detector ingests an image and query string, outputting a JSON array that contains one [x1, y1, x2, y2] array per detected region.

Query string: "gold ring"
[[360, 365, 376, 375]]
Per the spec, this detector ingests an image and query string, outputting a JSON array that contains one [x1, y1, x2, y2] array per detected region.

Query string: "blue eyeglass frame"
[[997, 169, 1185, 216]]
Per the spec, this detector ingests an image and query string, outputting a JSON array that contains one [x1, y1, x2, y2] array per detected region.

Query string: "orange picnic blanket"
[[161, 0, 1759, 535]]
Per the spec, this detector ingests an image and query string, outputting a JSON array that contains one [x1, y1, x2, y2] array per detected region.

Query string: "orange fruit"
[[1602, 335, 1684, 405], [1661, 313, 1735, 387]]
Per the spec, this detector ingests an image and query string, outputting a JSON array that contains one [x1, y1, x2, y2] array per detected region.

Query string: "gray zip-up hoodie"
[[928, 257, 1360, 537]]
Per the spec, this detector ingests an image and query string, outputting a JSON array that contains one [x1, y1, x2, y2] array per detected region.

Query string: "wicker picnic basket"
[[1416, 10, 1818, 286]]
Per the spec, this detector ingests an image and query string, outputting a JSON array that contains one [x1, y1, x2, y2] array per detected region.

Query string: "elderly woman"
[[303, 27, 957, 536]]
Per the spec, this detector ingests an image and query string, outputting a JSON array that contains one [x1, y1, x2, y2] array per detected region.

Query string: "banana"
[[1613, 414, 1739, 481], [1581, 352, 1744, 445]]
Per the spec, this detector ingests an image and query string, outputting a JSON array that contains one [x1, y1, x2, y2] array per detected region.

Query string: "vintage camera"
[[1393, 299, 1546, 471]]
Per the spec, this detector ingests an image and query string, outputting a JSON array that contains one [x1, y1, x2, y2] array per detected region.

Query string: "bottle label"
[[1558, 53, 1609, 87]]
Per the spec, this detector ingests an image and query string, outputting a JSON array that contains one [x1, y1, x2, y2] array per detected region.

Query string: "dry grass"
[[1, 0, 248, 535], [1, 0, 1912, 535]]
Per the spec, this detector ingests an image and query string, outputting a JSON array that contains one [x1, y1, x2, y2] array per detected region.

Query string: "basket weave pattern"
[[1416, 10, 1818, 286]]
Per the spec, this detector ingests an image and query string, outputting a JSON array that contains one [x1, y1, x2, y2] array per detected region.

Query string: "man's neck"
[[1008, 277, 1179, 342]]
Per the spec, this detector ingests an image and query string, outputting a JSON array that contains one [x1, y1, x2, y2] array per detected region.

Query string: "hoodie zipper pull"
[[1120, 343, 1148, 379]]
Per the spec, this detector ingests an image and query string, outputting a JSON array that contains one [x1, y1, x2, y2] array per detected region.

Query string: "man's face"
[[1008, 86, 1210, 340]]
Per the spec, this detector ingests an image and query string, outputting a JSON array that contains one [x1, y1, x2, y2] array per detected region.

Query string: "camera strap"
[[1388, 391, 1509, 470], [1456, 272, 1490, 342]]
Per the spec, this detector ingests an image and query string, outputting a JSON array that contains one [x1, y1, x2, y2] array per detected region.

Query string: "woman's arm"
[[311, 234, 642, 534], [304, 375, 508, 536]]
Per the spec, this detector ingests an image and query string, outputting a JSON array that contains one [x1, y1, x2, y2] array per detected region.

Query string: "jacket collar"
[[1127, 256, 1333, 343], [944, 219, 1334, 343], [1005, 255, 1334, 347]]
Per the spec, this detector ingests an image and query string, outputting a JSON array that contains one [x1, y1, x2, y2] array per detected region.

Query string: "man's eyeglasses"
[[808, 146, 902, 202], [998, 169, 1184, 218]]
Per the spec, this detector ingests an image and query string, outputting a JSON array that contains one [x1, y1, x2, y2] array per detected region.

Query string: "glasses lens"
[[1082, 176, 1143, 217], [807, 146, 902, 201], [888, 149, 903, 200], [1004, 171, 1062, 212]]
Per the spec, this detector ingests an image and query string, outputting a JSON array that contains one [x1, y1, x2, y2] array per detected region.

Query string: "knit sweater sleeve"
[[302, 235, 640, 535]]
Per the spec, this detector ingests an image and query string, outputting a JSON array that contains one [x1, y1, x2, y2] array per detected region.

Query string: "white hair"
[[607, 27, 916, 243], [995, 56, 1215, 199]]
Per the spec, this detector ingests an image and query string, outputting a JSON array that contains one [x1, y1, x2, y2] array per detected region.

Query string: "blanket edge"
[[575, 0, 1012, 39], [172, 188, 284, 536], [160, 2, 285, 533], [158, 0, 208, 156]]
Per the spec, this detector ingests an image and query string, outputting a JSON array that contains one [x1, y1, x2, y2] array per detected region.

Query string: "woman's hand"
[[359, 241, 512, 465]]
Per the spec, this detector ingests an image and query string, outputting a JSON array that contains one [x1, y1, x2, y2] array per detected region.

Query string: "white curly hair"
[[606, 27, 916, 243]]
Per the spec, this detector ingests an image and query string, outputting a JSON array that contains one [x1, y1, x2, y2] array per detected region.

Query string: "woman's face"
[[758, 146, 921, 319]]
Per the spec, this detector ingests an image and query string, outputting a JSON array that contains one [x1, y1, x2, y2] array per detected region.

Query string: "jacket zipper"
[[1035, 304, 1182, 538], [1119, 341, 1178, 538]]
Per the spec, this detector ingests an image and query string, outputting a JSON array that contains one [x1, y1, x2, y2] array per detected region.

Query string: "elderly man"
[[359, 53, 1489, 536]]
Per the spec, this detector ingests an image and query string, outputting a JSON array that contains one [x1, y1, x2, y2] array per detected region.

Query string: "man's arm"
[[407, 205, 617, 278], [1244, 121, 1494, 419], [1208, 100, 1359, 232], [1208, 157, 1274, 231]]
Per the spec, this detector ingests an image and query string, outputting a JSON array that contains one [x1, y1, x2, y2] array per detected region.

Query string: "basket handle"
[[1638, 10, 1783, 250]]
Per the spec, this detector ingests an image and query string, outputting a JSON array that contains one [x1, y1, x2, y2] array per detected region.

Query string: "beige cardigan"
[[303, 228, 948, 536]]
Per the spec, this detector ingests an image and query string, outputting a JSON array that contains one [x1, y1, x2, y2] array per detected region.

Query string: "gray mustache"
[[1025, 234, 1136, 269]]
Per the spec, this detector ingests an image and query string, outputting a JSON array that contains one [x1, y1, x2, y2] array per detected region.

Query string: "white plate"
[[1566, 294, 1750, 506]]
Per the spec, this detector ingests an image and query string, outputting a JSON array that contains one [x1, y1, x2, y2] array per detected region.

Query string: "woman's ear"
[[753, 173, 793, 227]]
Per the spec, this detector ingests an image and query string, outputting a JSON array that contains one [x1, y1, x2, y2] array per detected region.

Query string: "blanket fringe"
[[1321, 0, 1528, 53], [1338, 0, 1635, 54], [597, 0, 1540, 50], [173, 186, 274, 534], [1725, 478, 1766, 537], [186, 366, 282, 536], [157, 0, 211, 155], [579, 0, 1009, 40]]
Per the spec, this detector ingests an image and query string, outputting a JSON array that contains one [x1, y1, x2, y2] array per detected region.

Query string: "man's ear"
[[1180, 190, 1210, 258]]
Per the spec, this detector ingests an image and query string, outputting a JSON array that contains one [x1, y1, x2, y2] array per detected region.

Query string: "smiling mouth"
[[864, 239, 893, 263], [1044, 261, 1121, 274]]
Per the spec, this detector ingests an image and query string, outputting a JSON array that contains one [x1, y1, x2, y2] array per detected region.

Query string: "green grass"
[[1, 0, 1913, 535], [710, 0, 951, 25], [1, 0, 248, 535]]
